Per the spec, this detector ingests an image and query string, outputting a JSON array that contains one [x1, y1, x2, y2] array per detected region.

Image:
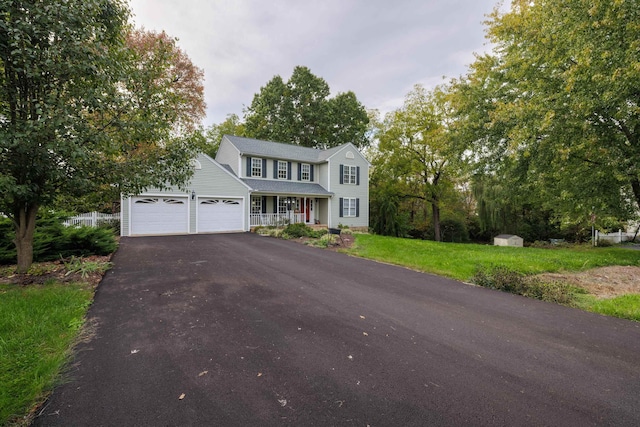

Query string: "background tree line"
[[205, 0, 639, 244], [204, 65, 370, 155], [3, 0, 637, 274]]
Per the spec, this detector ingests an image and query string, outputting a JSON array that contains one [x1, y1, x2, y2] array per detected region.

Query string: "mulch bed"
[[0, 255, 111, 287]]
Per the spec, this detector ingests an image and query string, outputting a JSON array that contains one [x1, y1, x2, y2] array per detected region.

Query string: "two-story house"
[[120, 135, 369, 236]]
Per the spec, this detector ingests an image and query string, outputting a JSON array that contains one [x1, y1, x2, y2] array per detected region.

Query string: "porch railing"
[[250, 213, 305, 227]]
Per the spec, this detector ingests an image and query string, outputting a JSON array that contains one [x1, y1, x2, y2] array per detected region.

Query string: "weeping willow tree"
[[452, 0, 640, 238]]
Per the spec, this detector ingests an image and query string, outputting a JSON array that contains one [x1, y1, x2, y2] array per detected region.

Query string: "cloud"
[[129, 0, 501, 126]]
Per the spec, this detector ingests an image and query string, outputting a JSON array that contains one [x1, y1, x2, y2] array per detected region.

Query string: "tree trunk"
[[631, 177, 640, 220], [14, 203, 39, 274], [432, 201, 441, 242]]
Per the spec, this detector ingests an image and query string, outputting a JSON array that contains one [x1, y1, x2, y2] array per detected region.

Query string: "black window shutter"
[[356, 198, 360, 217], [310, 165, 314, 181], [339, 198, 343, 217], [273, 160, 278, 179], [273, 196, 277, 213], [298, 163, 302, 181], [339, 164, 344, 184], [261, 196, 267, 214], [356, 166, 360, 185], [262, 159, 267, 178], [287, 162, 292, 180], [246, 157, 251, 177]]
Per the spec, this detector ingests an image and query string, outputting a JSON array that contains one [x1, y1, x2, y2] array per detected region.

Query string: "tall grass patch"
[[0, 282, 93, 425], [472, 265, 586, 305]]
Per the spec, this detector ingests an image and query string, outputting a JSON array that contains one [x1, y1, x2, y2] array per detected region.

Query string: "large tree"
[[454, 0, 640, 230], [372, 84, 464, 241], [0, 2, 205, 272], [204, 113, 245, 158], [243, 66, 369, 149], [91, 28, 206, 205]]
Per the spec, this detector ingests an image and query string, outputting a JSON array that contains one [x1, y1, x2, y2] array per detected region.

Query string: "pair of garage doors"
[[130, 197, 244, 235]]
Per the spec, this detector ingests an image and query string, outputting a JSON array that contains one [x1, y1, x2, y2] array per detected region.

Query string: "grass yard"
[[349, 234, 640, 282], [574, 294, 640, 322], [0, 281, 94, 426], [348, 234, 640, 321]]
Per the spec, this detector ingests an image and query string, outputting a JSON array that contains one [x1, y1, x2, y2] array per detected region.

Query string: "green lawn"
[[0, 281, 93, 426], [574, 294, 640, 322], [349, 234, 640, 281], [348, 234, 640, 321]]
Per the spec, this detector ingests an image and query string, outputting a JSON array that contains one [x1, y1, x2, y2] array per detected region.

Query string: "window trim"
[[343, 165, 357, 185], [301, 163, 311, 181], [342, 197, 357, 217], [251, 196, 262, 214], [251, 158, 263, 177], [278, 161, 288, 179]]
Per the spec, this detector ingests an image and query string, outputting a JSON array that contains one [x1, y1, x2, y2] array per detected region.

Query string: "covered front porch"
[[250, 195, 330, 228]]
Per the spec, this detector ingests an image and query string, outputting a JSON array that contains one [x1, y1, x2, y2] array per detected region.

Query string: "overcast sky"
[[128, 0, 504, 127]]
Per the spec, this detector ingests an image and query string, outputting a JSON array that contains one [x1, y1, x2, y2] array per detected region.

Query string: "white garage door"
[[131, 197, 188, 235], [198, 198, 244, 232]]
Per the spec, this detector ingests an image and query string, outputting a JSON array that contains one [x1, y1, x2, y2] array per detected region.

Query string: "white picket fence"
[[595, 229, 633, 245], [63, 212, 119, 227]]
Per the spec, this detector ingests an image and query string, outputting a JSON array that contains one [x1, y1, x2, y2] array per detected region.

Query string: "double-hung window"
[[278, 197, 289, 214], [343, 165, 357, 184], [251, 158, 262, 177], [301, 163, 311, 181], [278, 161, 288, 179], [342, 197, 357, 217], [251, 196, 262, 214]]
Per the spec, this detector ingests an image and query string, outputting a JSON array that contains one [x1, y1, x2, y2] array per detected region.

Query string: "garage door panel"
[[131, 197, 188, 235], [198, 198, 243, 232]]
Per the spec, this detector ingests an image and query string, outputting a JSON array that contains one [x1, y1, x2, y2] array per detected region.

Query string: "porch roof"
[[243, 178, 333, 196]]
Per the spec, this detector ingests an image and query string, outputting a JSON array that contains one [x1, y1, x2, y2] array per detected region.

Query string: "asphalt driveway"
[[33, 233, 640, 426]]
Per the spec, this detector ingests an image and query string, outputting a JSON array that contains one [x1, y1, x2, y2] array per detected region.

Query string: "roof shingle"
[[242, 178, 332, 196], [223, 135, 344, 163]]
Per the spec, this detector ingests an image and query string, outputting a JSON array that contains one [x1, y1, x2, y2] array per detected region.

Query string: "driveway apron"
[[33, 233, 640, 426]]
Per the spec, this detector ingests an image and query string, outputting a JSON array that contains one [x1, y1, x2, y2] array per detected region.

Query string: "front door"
[[305, 198, 312, 223]]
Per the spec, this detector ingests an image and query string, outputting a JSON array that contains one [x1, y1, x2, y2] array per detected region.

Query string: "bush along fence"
[[63, 212, 119, 228]]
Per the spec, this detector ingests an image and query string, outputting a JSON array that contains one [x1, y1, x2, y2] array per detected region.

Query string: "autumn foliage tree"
[[94, 28, 206, 204]]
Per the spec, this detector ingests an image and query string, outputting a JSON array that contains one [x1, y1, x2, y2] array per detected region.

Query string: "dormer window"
[[251, 158, 263, 177]]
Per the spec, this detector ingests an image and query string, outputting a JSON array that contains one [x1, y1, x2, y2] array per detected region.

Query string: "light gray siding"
[[121, 153, 250, 236], [318, 163, 330, 189], [326, 144, 370, 228], [216, 136, 241, 175], [120, 194, 128, 236], [188, 154, 250, 233]]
